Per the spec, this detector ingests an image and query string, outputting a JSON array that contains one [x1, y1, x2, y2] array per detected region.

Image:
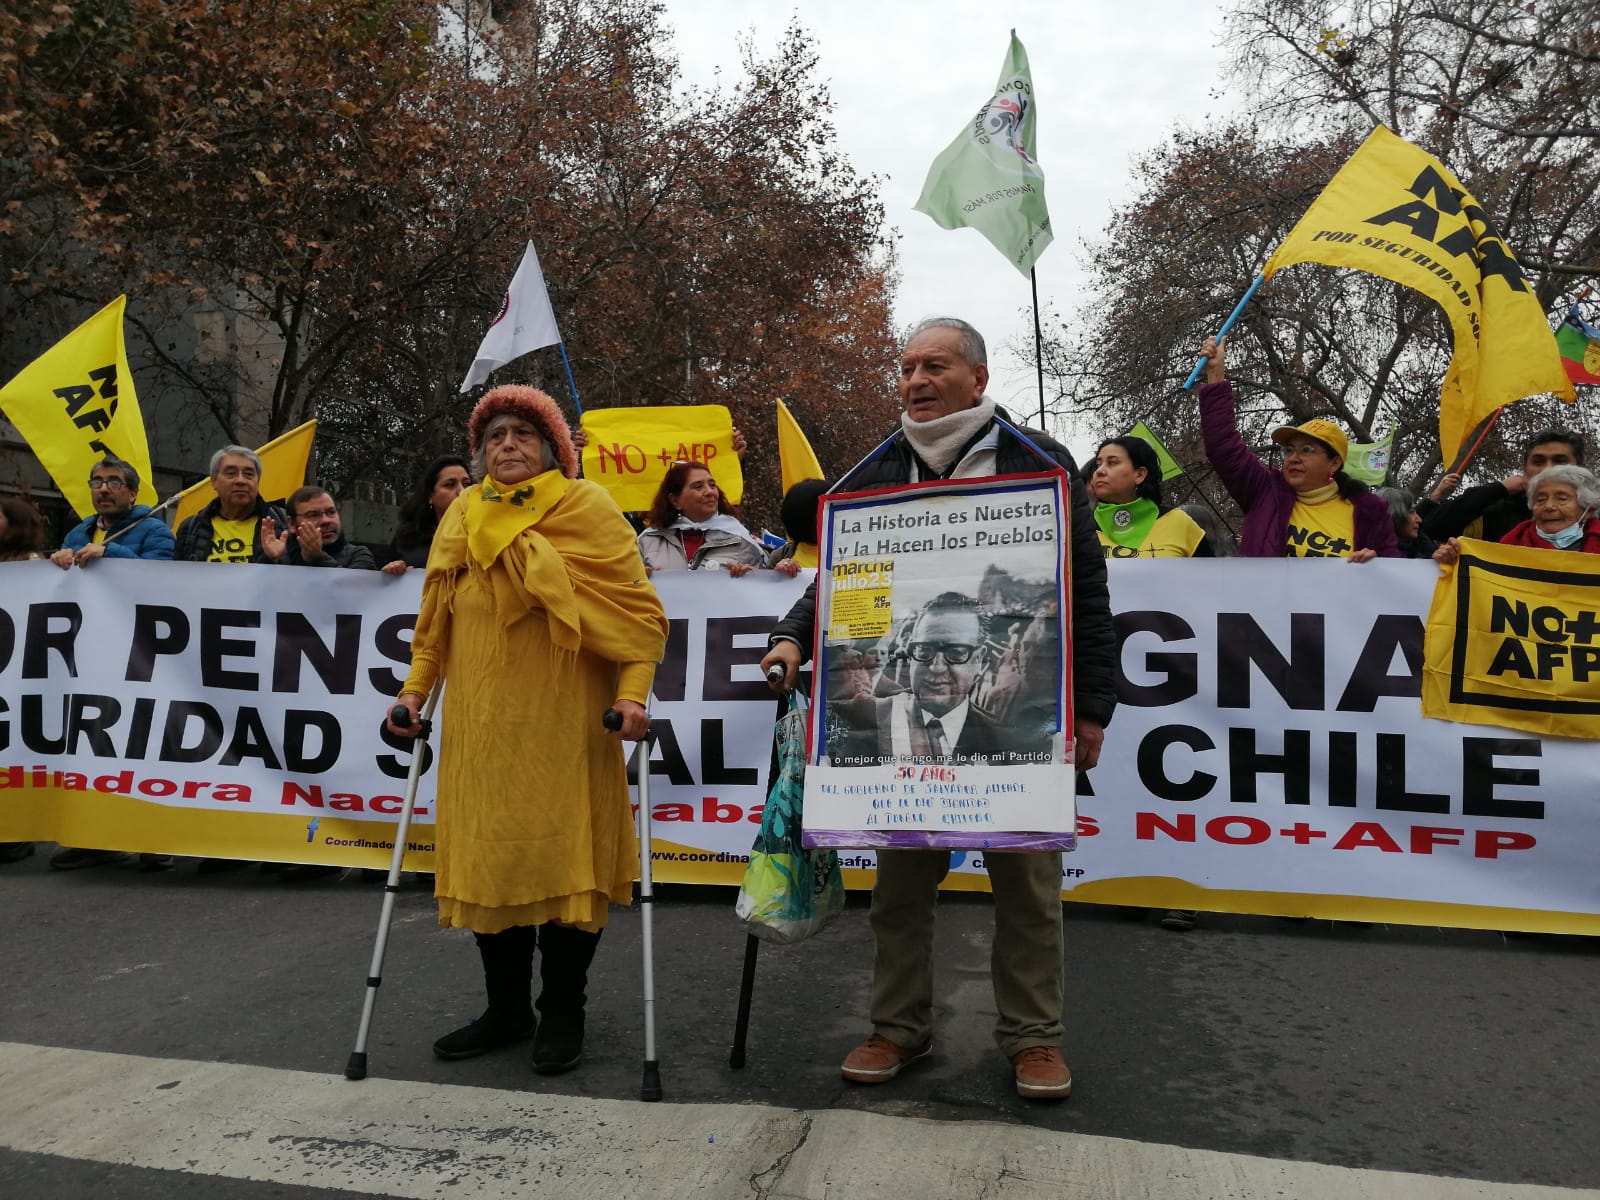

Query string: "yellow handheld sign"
[[579, 404, 743, 511]]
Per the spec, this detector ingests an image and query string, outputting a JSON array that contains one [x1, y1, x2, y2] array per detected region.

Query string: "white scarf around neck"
[[669, 510, 762, 547], [900, 395, 997, 476]]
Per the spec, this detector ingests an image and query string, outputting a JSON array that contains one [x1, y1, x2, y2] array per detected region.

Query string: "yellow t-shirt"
[[207, 516, 260, 563], [90, 525, 107, 545], [1285, 492, 1356, 558], [1097, 508, 1207, 559]]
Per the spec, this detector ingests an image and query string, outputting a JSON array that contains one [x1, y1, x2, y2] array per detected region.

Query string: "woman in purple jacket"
[[1196, 336, 1399, 560]]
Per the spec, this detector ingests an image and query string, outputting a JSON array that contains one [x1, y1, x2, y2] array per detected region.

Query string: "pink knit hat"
[[466, 385, 579, 478]]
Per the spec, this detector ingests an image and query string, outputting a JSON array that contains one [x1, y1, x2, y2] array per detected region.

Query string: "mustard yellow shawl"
[[427, 472, 667, 666]]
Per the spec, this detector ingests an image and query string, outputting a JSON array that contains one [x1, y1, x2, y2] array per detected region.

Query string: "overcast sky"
[[660, 0, 1236, 452]]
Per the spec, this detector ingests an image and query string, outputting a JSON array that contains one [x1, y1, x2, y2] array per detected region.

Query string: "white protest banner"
[[2, 560, 1597, 935], [802, 474, 1074, 850], [0, 561, 435, 866], [1077, 558, 1594, 930]]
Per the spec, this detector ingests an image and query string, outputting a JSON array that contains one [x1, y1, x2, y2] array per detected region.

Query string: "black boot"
[[433, 925, 538, 1061], [532, 923, 601, 1074]]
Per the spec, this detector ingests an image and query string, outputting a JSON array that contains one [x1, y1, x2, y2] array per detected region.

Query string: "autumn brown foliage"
[[0, 1, 899, 523], [1039, 0, 1598, 498]]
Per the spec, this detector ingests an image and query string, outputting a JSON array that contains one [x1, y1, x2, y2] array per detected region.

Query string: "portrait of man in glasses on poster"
[[823, 566, 1060, 768]]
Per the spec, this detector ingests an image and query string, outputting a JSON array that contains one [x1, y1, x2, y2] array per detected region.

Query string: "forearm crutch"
[[603, 705, 662, 1102], [344, 687, 441, 1081]]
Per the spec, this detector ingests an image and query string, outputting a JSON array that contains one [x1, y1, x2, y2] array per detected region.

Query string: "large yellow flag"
[[173, 420, 317, 527], [1264, 125, 1575, 459], [776, 398, 824, 494], [0, 296, 156, 516]]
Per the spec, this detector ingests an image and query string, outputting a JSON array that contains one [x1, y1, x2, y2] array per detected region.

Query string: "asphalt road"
[[1, 852, 1596, 1196]]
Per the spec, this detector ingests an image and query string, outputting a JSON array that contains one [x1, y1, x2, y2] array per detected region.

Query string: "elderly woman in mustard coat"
[[386, 385, 667, 1075]]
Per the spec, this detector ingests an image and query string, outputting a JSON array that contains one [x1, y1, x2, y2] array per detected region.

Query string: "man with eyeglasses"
[[45, 456, 178, 872], [831, 593, 1009, 764], [50, 455, 175, 571], [760, 316, 1115, 1102], [261, 485, 376, 883], [276, 486, 376, 570]]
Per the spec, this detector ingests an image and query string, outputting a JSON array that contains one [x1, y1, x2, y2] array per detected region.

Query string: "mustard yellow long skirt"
[[431, 574, 637, 934]]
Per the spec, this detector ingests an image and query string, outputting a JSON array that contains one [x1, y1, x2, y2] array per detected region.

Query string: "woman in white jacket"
[[636, 461, 766, 575]]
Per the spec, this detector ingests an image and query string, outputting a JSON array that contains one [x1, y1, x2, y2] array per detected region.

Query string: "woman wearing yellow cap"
[[1196, 336, 1398, 560]]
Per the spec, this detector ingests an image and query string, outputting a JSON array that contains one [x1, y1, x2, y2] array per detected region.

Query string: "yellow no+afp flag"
[[1264, 126, 1575, 460], [1422, 537, 1600, 740], [0, 296, 156, 517]]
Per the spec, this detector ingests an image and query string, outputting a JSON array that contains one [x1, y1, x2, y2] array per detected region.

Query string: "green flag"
[[1129, 421, 1184, 481], [1343, 429, 1394, 485], [913, 31, 1052, 276]]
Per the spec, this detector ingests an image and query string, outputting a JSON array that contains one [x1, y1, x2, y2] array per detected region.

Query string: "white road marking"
[[1, 1042, 1594, 1200]]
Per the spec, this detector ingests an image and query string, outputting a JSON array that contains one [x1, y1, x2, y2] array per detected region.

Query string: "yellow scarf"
[[430, 476, 667, 664], [792, 543, 818, 568], [464, 471, 572, 569]]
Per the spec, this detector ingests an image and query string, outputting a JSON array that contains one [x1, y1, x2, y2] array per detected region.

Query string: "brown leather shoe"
[[840, 1033, 931, 1083], [1012, 1045, 1072, 1100]]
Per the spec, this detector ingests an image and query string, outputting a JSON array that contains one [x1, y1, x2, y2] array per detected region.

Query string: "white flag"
[[459, 241, 563, 393]]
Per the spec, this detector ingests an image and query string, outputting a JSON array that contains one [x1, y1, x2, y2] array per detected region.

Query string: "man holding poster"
[[760, 317, 1115, 1101]]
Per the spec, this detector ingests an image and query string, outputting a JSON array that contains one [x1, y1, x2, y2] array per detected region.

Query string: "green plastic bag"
[[735, 694, 844, 944]]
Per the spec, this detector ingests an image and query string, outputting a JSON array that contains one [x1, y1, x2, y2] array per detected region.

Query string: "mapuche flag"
[[1556, 305, 1600, 385], [914, 31, 1052, 276], [1263, 125, 1574, 459], [0, 295, 157, 517]]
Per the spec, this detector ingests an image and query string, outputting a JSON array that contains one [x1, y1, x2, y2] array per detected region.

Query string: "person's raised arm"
[[1195, 335, 1276, 512]]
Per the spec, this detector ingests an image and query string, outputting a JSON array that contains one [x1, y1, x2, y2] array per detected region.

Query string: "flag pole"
[[1446, 406, 1504, 476], [557, 342, 583, 417], [1175, 463, 1239, 539], [1031, 268, 1046, 427], [1183, 273, 1265, 390], [101, 491, 182, 546]]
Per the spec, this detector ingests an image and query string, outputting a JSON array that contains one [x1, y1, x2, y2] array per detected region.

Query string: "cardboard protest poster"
[[579, 404, 744, 511], [802, 473, 1075, 851]]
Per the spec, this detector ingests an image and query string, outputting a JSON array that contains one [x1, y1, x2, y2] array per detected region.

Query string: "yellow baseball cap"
[[1271, 419, 1348, 463]]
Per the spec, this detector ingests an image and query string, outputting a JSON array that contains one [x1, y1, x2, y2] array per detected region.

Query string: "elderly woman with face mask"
[[1196, 335, 1399, 561], [386, 385, 668, 1077], [1435, 464, 1600, 563]]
